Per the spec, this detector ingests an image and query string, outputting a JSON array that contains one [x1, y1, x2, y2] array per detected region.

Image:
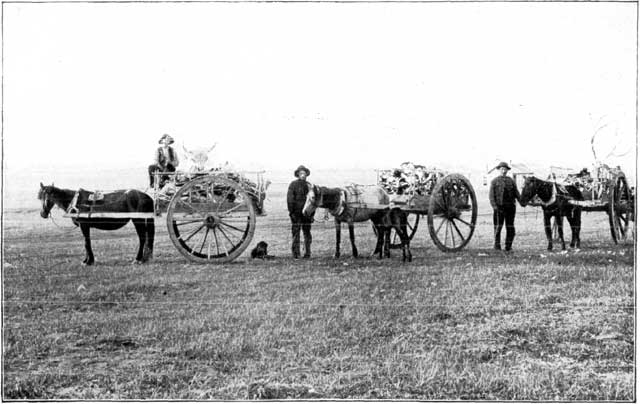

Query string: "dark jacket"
[[155, 146, 179, 169], [489, 175, 521, 210], [287, 179, 310, 216]]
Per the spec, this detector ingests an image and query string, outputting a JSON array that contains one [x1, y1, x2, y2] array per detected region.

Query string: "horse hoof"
[[334, 253, 340, 259]]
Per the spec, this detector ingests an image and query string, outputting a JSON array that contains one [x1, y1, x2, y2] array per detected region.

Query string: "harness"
[[66, 189, 123, 214], [530, 180, 557, 207], [317, 187, 347, 217]]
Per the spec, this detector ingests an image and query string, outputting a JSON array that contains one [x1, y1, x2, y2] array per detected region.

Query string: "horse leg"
[[348, 222, 358, 258], [556, 213, 566, 250], [569, 209, 581, 248], [395, 212, 412, 262], [543, 212, 553, 251], [574, 209, 581, 249], [80, 223, 95, 265], [383, 227, 391, 258], [334, 220, 341, 259], [373, 220, 384, 258], [144, 218, 155, 260], [132, 219, 147, 263]]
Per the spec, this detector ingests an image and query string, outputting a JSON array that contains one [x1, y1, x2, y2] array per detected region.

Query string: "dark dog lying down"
[[251, 241, 275, 259]]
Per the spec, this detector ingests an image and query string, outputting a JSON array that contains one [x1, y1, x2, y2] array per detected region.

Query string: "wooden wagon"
[[519, 163, 634, 244], [64, 170, 269, 263], [369, 167, 479, 252], [561, 164, 634, 244]]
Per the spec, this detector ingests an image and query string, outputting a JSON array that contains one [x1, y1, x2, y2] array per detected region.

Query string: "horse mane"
[[38, 185, 77, 208]]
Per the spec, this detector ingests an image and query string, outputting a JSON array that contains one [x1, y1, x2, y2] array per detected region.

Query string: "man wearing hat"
[[287, 165, 313, 259], [148, 134, 180, 188], [489, 161, 522, 251]]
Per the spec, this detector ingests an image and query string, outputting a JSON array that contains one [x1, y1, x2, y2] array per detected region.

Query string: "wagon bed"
[[524, 164, 633, 244], [345, 169, 479, 252]]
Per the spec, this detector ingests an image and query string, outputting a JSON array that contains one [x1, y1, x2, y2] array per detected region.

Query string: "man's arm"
[[488, 180, 497, 210], [287, 183, 295, 214], [172, 148, 179, 167]]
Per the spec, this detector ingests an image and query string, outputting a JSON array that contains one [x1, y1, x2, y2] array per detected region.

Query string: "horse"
[[520, 176, 583, 251], [302, 184, 412, 262], [38, 183, 155, 265]]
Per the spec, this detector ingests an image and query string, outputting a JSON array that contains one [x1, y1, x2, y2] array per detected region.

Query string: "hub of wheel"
[[204, 215, 219, 229]]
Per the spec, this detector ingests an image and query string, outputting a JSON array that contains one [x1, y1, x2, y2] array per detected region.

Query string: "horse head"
[[302, 184, 318, 218], [519, 176, 538, 205], [38, 182, 56, 218]]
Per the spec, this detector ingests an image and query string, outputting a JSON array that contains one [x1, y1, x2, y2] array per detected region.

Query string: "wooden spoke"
[[428, 173, 478, 252], [167, 175, 256, 263]]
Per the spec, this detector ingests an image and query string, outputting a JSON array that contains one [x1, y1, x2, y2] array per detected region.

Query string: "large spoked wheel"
[[608, 173, 631, 244], [428, 173, 478, 252], [371, 213, 420, 249], [166, 175, 256, 263]]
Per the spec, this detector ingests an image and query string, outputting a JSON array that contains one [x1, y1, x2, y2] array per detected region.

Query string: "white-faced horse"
[[302, 184, 412, 261]]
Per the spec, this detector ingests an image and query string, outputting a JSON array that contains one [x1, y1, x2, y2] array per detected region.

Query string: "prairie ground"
[[2, 189, 635, 400]]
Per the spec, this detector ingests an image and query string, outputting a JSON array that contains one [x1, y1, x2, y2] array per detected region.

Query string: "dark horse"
[[302, 184, 412, 261], [38, 183, 155, 265], [520, 176, 583, 251]]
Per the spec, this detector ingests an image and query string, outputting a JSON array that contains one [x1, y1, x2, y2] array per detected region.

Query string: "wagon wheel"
[[166, 175, 256, 263], [427, 173, 478, 252], [608, 173, 631, 244], [372, 213, 420, 249]]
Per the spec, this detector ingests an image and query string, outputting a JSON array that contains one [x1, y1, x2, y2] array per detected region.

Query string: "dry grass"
[[2, 193, 635, 400]]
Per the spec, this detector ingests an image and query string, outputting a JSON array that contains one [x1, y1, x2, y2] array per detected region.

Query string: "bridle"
[[303, 185, 319, 216], [524, 177, 557, 207], [39, 188, 55, 218]]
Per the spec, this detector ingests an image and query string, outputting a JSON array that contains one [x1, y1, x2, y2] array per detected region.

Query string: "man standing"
[[148, 134, 180, 188], [287, 165, 313, 259], [489, 162, 522, 251]]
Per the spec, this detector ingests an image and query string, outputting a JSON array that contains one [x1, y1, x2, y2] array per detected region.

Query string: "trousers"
[[148, 164, 176, 187], [290, 214, 312, 258], [493, 204, 516, 250]]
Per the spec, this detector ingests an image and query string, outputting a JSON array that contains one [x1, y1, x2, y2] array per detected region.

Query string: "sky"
[[2, 1, 637, 180]]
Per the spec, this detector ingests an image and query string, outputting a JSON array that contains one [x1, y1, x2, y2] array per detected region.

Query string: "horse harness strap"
[[542, 183, 558, 207], [327, 189, 347, 217], [67, 189, 111, 214], [67, 191, 80, 214]]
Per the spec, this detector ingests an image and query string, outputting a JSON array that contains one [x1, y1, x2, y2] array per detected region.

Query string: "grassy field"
[[2, 188, 635, 400]]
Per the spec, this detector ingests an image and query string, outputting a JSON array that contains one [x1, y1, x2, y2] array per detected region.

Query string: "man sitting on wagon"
[[148, 134, 180, 189]]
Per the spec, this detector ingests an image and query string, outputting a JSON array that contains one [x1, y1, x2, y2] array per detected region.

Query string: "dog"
[[250, 241, 274, 259]]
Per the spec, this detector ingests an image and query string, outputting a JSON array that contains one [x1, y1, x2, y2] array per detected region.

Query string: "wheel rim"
[[428, 174, 477, 252], [609, 174, 630, 244], [166, 175, 256, 263]]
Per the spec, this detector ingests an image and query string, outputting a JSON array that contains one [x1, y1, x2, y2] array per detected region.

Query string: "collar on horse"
[[531, 178, 557, 207], [317, 186, 347, 217]]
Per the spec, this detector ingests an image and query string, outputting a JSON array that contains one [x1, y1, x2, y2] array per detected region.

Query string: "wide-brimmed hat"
[[158, 134, 175, 145], [496, 161, 511, 170], [294, 165, 310, 178]]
